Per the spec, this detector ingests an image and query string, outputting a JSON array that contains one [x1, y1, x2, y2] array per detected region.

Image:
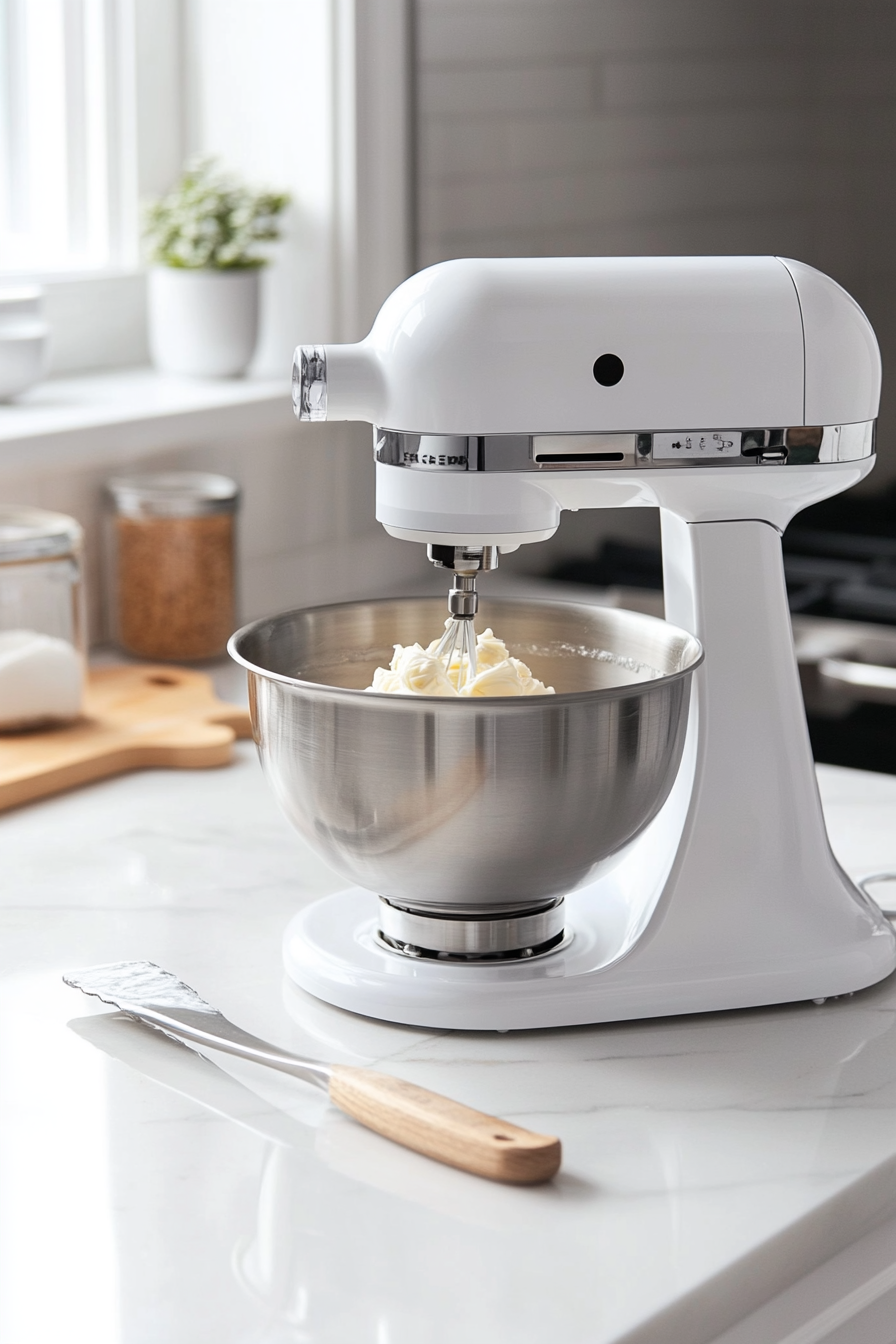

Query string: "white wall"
[[184, 0, 414, 363], [183, 0, 341, 373]]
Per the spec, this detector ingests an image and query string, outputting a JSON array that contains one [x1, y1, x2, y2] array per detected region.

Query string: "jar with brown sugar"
[[105, 472, 239, 661]]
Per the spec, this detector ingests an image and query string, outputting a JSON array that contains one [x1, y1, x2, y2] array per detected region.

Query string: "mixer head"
[[293, 255, 881, 551]]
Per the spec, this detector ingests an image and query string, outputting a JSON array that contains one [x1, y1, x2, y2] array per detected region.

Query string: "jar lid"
[[0, 507, 83, 561], [106, 471, 240, 518]]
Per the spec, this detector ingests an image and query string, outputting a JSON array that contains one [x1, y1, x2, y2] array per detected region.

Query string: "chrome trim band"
[[374, 421, 875, 472], [377, 896, 565, 961]]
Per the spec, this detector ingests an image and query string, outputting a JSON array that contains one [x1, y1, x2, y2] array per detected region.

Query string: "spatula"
[[63, 960, 561, 1185]]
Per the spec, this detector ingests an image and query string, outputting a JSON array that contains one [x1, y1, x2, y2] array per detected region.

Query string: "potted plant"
[[144, 158, 290, 378]]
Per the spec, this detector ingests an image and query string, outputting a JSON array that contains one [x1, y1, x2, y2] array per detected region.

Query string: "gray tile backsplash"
[[416, 0, 896, 491]]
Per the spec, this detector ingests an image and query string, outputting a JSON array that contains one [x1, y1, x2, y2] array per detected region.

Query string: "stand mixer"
[[230, 255, 896, 1030]]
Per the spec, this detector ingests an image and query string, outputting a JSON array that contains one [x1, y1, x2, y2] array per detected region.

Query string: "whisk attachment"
[[435, 580, 480, 689], [427, 545, 499, 692]]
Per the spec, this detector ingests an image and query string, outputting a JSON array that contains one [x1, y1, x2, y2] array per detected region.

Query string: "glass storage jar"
[[105, 471, 240, 661], [0, 507, 86, 730]]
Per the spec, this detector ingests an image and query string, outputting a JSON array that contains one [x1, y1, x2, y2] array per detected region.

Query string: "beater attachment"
[[427, 544, 499, 692]]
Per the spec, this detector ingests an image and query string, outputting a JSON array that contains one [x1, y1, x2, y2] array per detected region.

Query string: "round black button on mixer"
[[593, 353, 624, 386]]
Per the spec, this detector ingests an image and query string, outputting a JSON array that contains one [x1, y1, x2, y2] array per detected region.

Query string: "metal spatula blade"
[[64, 960, 330, 1089], [64, 960, 562, 1185], [65, 960, 220, 1013]]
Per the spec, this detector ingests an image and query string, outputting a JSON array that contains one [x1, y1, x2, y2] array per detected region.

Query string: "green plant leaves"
[[143, 157, 290, 270]]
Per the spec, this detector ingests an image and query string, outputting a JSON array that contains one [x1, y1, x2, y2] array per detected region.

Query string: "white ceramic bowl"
[[0, 332, 48, 400], [0, 288, 48, 399]]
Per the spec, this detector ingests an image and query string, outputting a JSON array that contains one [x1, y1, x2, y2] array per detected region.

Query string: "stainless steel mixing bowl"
[[229, 597, 703, 924]]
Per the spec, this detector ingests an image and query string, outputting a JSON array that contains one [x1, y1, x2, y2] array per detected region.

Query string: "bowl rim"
[[227, 593, 704, 705]]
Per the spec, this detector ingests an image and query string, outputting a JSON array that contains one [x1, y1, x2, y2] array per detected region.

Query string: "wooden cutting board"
[[0, 663, 253, 813]]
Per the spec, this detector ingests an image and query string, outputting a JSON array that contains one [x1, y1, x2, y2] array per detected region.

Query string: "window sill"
[[0, 367, 293, 469]]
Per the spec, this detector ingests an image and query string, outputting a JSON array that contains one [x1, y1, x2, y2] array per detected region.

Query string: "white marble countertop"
[[3, 689, 896, 1344]]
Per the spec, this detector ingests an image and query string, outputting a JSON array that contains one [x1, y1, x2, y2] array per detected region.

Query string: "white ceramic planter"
[[147, 266, 260, 378]]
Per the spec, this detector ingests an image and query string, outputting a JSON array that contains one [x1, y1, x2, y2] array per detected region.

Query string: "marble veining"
[[2, 741, 896, 1344]]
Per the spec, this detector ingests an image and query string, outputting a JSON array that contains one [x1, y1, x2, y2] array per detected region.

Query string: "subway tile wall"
[[416, 0, 896, 565]]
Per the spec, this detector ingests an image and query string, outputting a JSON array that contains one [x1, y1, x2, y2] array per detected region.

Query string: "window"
[[0, 0, 412, 376], [0, 0, 136, 276]]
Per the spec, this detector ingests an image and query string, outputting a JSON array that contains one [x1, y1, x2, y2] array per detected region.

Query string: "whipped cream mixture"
[[367, 623, 555, 697]]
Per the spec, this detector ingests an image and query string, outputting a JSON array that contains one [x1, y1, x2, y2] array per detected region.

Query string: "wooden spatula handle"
[[329, 1065, 561, 1185]]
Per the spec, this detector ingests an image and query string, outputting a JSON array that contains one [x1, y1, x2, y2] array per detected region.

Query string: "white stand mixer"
[[277, 256, 896, 1030]]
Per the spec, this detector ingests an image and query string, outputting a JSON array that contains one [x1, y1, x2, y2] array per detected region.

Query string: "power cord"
[[858, 873, 896, 918]]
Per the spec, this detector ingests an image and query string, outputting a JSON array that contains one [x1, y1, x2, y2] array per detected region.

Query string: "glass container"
[[105, 471, 240, 661], [0, 507, 86, 730]]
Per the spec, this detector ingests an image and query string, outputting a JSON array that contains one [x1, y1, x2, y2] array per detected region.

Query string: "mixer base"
[[282, 876, 896, 1031]]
